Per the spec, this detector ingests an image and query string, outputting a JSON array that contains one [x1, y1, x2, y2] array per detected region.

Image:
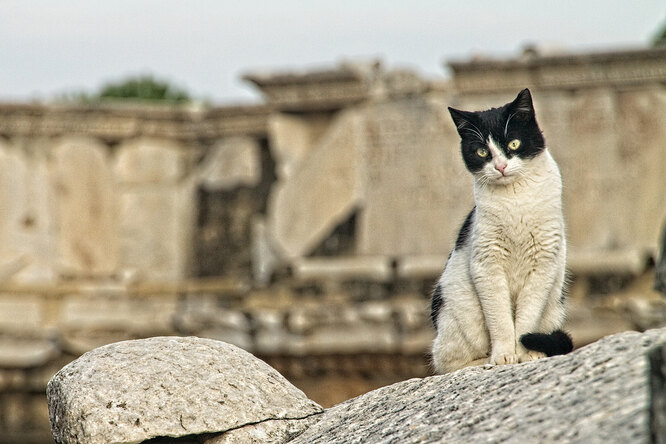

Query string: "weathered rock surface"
[[291, 328, 666, 444], [46, 336, 322, 444]]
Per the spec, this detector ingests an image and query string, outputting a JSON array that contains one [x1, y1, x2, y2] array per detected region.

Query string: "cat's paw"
[[490, 352, 519, 366], [518, 350, 546, 363]]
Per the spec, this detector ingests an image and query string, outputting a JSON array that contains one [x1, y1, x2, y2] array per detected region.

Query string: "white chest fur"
[[472, 149, 565, 297]]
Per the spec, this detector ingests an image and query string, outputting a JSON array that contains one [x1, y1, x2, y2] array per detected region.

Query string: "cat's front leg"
[[471, 262, 518, 365]]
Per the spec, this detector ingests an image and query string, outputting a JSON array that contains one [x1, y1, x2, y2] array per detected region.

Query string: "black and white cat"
[[431, 89, 573, 374]]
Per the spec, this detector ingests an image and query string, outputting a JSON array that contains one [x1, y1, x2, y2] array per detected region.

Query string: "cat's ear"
[[508, 88, 536, 118], [448, 107, 476, 137]]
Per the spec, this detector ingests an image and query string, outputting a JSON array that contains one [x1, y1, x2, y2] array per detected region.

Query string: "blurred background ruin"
[[1, 1, 666, 442]]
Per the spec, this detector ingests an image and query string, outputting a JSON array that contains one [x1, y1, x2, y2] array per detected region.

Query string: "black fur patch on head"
[[448, 89, 546, 173], [448, 108, 489, 174], [455, 207, 475, 250], [520, 330, 573, 357], [430, 283, 443, 330]]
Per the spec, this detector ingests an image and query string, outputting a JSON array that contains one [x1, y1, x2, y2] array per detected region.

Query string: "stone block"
[[0, 338, 58, 368], [357, 300, 393, 323], [0, 138, 55, 283], [175, 297, 249, 332], [614, 87, 666, 253], [47, 336, 323, 444], [300, 323, 397, 354], [267, 109, 365, 258], [394, 298, 430, 331], [51, 136, 119, 276], [400, 329, 435, 354], [113, 137, 186, 184], [198, 328, 254, 352], [258, 321, 399, 356], [567, 247, 648, 276], [253, 308, 285, 330], [60, 293, 177, 332], [254, 309, 294, 355], [59, 294, 178, 353], [357, 97, 472, 256], [268, 113, 331, 180], [259, 300, 399, 355], [254, 329, 293, 355], [0, 294, 42, 335], [174, 299, 253, 351], [292, 256, 393, 282], [285, 300, 393, 334], [59, 331, 133, 357], [198, 136, 261, 191], [546, 86, 666, 255], [118, 183, 194, 281], [559, 89, 619, 252], [397, 255, 448, 279], [113, 137, 194, 281]]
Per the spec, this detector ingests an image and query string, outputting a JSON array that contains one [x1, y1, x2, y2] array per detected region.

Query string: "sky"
[[1, 1, 665, 104]]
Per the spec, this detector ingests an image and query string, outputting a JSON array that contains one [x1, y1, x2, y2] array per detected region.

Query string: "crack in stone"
[[141, 411, 324, 443], [220, 410, 325, 435]]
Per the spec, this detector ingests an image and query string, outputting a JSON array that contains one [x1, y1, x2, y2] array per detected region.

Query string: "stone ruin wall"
[[1, 47, 666, 442]]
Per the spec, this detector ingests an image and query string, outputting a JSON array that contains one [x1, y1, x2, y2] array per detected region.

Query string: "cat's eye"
[[508, 139, 521, 150], [476, 147, 489, 158]]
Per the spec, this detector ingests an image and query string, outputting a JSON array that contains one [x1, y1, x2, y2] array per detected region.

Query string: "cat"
[[431, 88, 573, 374]]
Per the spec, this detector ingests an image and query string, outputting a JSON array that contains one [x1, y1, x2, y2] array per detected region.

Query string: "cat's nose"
[[494, 162, 508, 175]]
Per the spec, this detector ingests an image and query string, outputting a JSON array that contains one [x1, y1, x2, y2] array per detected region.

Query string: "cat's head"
[[448, 88, 545, 185]]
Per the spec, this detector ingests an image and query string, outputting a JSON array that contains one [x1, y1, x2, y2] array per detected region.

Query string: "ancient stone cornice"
[[243, 62, 381, 111], [0, 101, 271, 142], [448, 46, 666, 93]]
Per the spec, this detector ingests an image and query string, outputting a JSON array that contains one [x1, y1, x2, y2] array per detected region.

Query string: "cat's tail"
[[520, 330, 573, 357]]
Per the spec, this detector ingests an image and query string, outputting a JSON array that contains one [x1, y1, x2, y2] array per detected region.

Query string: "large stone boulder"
[[291, 328, 666, 444], [47, 336, 322, 444]]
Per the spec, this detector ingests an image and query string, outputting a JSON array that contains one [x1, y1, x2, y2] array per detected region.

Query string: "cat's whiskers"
[[460, 126, 484, 143], [504, 112, 516, 137]]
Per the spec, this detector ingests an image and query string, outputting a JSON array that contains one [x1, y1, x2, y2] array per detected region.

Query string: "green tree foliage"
[[57, 75, 192, 104], [98, 75, 190, 102]]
